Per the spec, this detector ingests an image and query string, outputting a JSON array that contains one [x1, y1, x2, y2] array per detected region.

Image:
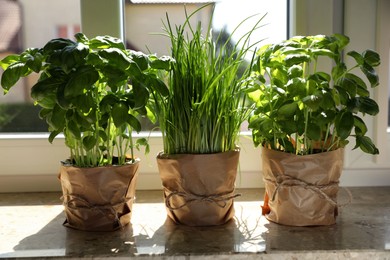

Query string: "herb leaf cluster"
[[248, 34, 380, 155], [1, 33, 171, 166]]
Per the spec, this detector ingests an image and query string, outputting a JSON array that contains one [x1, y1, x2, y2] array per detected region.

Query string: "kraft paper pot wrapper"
[[261, 148, 344, 226], [157, 149, 240, 226], [59, 161, 139, 231]]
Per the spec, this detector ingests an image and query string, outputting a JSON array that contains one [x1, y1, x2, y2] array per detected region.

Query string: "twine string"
[[61, 194, 133, 227], [164, 189, 241, 210], [264, 175, 351, 207]]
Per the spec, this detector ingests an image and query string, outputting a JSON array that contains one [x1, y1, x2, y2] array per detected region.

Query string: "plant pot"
[[59, 160, 139, 231], [261, 148, 344, 226], [156, 149, 240, 226]]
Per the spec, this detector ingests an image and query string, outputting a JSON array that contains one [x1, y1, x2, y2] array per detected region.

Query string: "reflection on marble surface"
[[1, 187, 390, 259]]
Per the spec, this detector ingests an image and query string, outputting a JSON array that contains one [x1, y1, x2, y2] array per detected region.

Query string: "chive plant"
[[153, 5, 265, 155]]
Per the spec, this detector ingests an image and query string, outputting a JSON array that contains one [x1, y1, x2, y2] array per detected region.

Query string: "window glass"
[[0, 0, 287, 133], [0, 0, 81, 132]]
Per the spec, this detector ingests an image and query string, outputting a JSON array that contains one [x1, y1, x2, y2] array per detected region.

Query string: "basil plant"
[[248, 34, 380, 155], [1, 33, 172, 167]]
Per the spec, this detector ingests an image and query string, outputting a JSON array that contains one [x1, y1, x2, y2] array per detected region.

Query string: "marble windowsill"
[[1, 187, 390, 259]]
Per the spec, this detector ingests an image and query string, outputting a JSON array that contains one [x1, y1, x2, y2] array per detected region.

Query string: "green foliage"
[[152, 5, 264, 154], [0, 33, 171, 167], [248, 34, 380, 155]]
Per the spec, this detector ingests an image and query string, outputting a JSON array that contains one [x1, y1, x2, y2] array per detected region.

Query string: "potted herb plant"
[[247, 34, 380, 226], [152, 6, 264, 226], [0, 33, 170, 231]]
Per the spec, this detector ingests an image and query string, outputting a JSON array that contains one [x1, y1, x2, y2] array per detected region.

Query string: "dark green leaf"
[[132, 81, 149, 109], [112, 102, 129, 128], [306, 122, 321, 141], [42, 38, 75, 55], [1, 62, 29, 91], [302, 94, 322, 111], [31, 77, 62, 101], [36, 94, 57, 109], [83, 135, 97, 151], [361, 63, 379, 87], [338, 77, 357, 98], [64, 65, 99, 98], [336, 111, 354, 139], [136, 138, 150, 154], [59, 43, 89, 71], [74, 33, 89, 44], [354, 135, 379, 155], [147, 76, 169, 97], [309, 72, 331, 82], [331, 63, 346, 81], [332, 34, 350, 49], [344, 73, 368, 94], [48, 130, 61, 144], [24, 52, 43, 73], [363, 49, 380, 67], [128, 114, 141, 132], [355, 97, 379, 115], [319, 91, 335, 110], [48, 104, 66, 131], [100, 93, 119, 112], [353, 116, 367, 136], [347, 51, 364, 65], [67, 120, 81, 139]]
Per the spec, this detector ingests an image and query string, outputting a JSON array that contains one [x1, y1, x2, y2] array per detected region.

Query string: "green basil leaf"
[[354, 135, 379, 155], [353, 116, 367, 136], [363, 49, 380, 67], [336, 111, 354, 140], [347, 50, 364, 65], [1, 62, 29, 90], [360, 63, 379, 87], [112, 102, 129, 128], [83, 135, 97, 151], [127, 114, 141, 132]]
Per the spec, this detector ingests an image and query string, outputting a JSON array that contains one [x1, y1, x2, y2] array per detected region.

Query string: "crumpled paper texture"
[[59, 162, 139, 231], [262, 148, 344, 226], [157, 149, 240, 226]]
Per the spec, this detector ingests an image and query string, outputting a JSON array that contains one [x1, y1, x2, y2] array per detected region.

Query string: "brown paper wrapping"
[[261, 148, 344, 226], [157, 149, 240, 226], [59, 161, 139, 231]]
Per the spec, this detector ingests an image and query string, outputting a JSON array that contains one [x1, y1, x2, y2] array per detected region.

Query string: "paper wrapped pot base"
[[59, 161, 139, 231], [261, 148, 344, 226], [157, 149, 240, 226]]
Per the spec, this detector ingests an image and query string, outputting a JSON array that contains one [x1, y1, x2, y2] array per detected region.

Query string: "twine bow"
[[264, 175, 351, 207], [61, 194, 133, 228], [164, 189, 241, 210]]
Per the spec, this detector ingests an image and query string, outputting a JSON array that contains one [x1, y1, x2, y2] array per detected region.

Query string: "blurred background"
[[0, 0, 287, 132]]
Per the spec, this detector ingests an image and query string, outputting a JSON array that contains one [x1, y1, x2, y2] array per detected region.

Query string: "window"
[[1, 0, 388, 193]]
